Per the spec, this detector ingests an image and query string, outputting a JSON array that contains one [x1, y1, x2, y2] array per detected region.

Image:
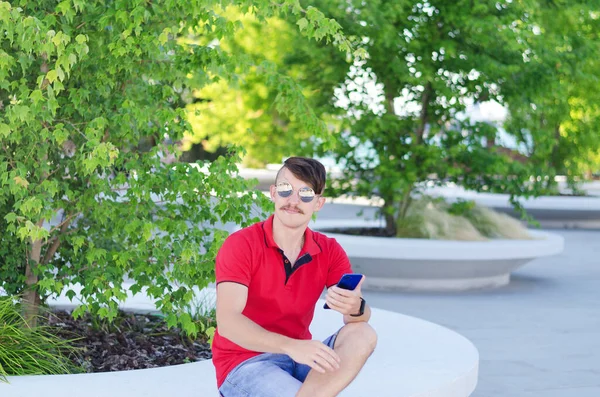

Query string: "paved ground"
[[319, 203, 600, 397]]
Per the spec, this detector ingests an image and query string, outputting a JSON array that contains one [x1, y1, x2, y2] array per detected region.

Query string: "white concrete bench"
[[2, 289, 478, 397]]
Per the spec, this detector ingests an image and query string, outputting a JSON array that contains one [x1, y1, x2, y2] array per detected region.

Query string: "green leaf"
[[72, 305, 87, 320], [297, 18, 309, 31], [129, 283, 142, 295], [68, 53, 78, 66], [72, 236, 85, 253], [98, 307, 109, 318], [53, 127, 69, 144], [56, 1, 72, 16], [29, 89, 44, 105], [4, 212, 17, 224], [0, 123, 10, 138], [46, 70, 58, 83], [142, 222, 153, 241], [65, 290, 76, 301], [51, 31, 65, 47], [166, 313, 178, 329], [158, 28, 170, 45], [13, 105, 30, 122], [56, 67, 65, 82], [13, 176, 29, 188]]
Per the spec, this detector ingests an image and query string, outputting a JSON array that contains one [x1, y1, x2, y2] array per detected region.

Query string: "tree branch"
[[53, 265, 90, 281], [48, 211, 80, 235], [2, 145, 17, 169], [416, 82, 432, 144], [55, 119, 89, 141], [42, 213, 78, 264]]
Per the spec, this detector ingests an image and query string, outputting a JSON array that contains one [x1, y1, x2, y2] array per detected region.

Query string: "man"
[[213, 156, 377, 397]]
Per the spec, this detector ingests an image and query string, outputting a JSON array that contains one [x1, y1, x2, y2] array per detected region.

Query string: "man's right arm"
[[216, 282, 293, 354], [216, 282, 340, 373]]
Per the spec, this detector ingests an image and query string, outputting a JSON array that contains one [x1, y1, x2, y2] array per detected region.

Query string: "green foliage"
[[183, 10, 351, 166], [447, 199, 476, 216], [180, 292, 216, 341], [0, 297, 81, 381], [503, 2, 600, 190], [0, 1, 348, 333], [293, 0, 598, 233], [0, 211, 27, 296]]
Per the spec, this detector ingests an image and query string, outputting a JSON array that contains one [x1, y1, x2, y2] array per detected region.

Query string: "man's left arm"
[[325, 276, 372, 324]]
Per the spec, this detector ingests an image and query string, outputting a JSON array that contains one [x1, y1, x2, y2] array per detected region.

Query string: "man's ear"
[[269, 185, 277, 201], [314, 196, 326, 211]]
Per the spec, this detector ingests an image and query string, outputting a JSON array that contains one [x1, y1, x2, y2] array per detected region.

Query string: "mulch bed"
[[43, 310, 212, 372]]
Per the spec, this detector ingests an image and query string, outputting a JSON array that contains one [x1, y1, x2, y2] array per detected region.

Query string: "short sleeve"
[[215, 232, 252, 286], [325, 238, 353, 288]]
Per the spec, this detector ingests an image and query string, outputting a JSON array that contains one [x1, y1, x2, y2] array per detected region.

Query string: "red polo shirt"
[[211, 215, 352, 388]]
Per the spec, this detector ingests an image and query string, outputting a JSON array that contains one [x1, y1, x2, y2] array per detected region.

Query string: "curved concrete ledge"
[[426, 185, 600, 228], [2, 289, 479, 397], [310, 219, 564, 291]]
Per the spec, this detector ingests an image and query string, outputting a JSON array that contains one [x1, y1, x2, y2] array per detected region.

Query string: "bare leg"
[[296, 322, 377, 397]]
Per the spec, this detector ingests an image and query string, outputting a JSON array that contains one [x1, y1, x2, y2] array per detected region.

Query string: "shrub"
[[0, 0, 354, 332], [0, 297, 80, 382], [396, 197, 532, 241]]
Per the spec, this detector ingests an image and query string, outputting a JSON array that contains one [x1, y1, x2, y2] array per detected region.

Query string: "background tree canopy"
[[185, 0, 600, 235], [182, 10, 350, 167], [503, 0, 600, 192]]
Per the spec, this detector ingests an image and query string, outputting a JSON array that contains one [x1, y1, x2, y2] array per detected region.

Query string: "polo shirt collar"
[[263, 215, 322, 257]]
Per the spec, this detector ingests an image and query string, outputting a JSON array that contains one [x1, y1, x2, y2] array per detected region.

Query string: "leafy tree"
[[291, 0, 548, 236], [182, 11, 351, 167], [503, 1, 600, 193], [0, 0, 354, 328]]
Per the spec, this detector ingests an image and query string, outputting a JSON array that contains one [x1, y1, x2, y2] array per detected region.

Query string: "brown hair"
[[275, 157, 327, 194]]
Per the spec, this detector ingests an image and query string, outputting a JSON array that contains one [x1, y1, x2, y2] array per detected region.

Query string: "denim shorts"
[[219, 332, 339, 397]]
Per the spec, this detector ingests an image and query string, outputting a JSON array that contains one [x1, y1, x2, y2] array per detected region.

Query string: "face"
[[270, 168, 325, 228]]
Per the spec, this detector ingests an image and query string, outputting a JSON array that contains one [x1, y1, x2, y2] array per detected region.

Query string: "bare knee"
[[336, 322, 378, 356]]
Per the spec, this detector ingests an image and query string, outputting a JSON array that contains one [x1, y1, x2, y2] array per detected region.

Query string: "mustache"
[[280, 205, 304, 214]]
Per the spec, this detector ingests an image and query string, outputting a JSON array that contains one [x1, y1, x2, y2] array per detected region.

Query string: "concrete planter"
[[310, 219, 565, 291]]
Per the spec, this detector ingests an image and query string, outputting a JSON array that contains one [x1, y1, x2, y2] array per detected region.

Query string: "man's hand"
[[325, 275, 365, 316], [283, 339, 341, 374]]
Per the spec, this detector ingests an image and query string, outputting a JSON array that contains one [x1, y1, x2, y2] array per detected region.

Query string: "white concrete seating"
[[2, 288, 478, 397]]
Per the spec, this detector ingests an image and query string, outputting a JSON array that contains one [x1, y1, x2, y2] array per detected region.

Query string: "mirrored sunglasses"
[[276, 182, 317, 203]]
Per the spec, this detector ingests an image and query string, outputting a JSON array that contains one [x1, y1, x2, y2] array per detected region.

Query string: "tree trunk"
[[416, 82, 432, 145], [382, 188, 414, 237], [23, 222, 44, 328], [547, 123, 562, 192], [398, 189, 413, 220], [381, 83, 398, 237], [380, 81, 421, 237], [384, 208, 397, 237]]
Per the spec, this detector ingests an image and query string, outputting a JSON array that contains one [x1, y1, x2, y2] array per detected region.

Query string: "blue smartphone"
[[323, 273, 364, 309]]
